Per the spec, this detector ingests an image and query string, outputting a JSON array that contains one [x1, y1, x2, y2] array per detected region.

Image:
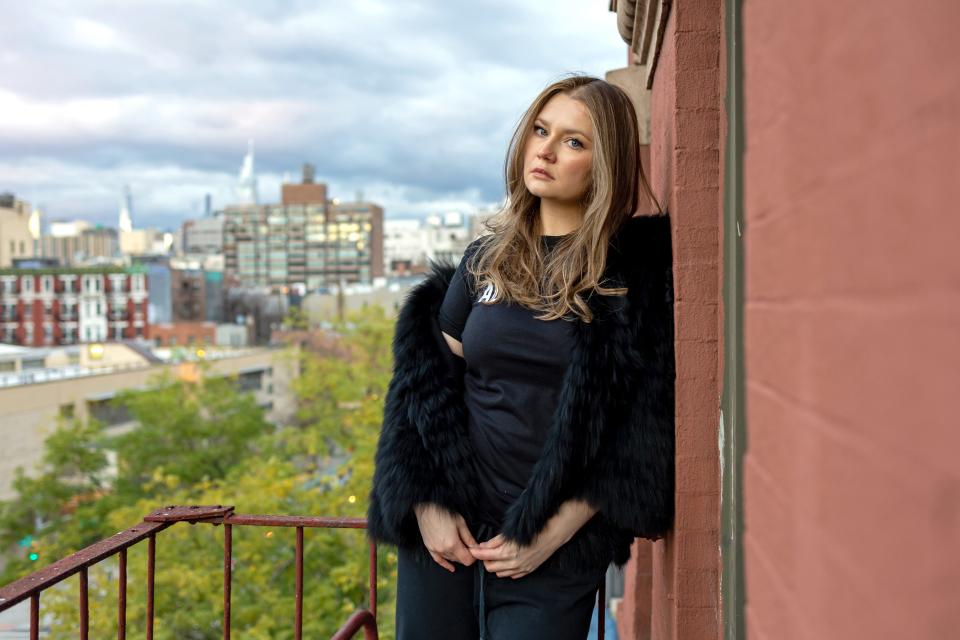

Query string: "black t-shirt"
[[437, 234, 576, 525]]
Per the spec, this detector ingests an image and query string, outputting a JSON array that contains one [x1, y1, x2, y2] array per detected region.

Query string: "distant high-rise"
[[237, 140, 259, 205], [223, 167, 384, 289], [40, 222, 119, 265], [118, 185, 133, 233], [0, 193, 35, 267], [27, 206, 41, 240]]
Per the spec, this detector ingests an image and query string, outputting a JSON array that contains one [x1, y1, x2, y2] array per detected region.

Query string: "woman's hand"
[[468, 498, 600, 579], [467, 531, 562, 579], [413, 503, 479, 573]]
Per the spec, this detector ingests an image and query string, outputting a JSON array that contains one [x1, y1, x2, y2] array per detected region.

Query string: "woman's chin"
[[525, 182, 551, 198]]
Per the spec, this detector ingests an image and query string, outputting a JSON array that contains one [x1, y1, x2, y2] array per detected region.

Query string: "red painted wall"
[[620, 2, 725, 639], [742, 3, 960, 639]]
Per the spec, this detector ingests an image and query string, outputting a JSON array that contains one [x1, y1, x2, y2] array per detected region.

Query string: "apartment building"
[[0, 266, 149, 345]]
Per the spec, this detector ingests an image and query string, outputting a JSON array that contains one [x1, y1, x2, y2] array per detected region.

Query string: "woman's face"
[[522, 93, 595, 205]]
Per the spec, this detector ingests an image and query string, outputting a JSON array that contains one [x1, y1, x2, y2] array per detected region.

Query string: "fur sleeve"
[[366, 344, 447, 547], [366, 265, 480, 547], [571, 224, 676, 540]]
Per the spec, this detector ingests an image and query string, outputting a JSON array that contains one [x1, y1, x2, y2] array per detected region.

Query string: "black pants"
[[395, 520, 606, 640]]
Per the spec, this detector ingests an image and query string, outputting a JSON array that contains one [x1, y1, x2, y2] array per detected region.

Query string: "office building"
[[223, 164, 384, 289]]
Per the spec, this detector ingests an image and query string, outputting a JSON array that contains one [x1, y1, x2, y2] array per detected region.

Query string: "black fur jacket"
[[366, 213, 676, 574]]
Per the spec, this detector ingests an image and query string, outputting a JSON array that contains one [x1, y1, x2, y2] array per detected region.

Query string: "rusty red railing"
[[0, 504, 607, 639], [0, 505, 378, 640]]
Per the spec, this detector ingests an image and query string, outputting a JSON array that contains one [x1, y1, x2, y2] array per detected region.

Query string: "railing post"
[[118, 548, 127, 640], [295, 526, 304, 640], [223, 523, 232, 640], [29, 593, 39, 640], [79, 566, 88, 640], [146, 533, 156, 640]]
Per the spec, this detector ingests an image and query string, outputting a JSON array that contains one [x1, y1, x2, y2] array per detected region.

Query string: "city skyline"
[[0, 1, 626, 230]]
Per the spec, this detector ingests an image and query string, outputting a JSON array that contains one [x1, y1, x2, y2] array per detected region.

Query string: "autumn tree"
[[0, 303, 400, 639]]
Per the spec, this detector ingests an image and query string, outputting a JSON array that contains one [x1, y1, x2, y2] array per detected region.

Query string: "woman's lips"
[[531, 169, 553, 179]]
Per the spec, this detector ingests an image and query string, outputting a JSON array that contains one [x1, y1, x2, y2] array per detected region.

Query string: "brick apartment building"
[[0, 266, 148, 345]]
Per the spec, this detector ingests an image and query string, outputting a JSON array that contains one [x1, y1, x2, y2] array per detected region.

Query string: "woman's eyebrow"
[[534, 117, 592, 141]]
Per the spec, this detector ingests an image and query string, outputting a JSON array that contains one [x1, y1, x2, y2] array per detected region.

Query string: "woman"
[[367, 74, 676, 640]]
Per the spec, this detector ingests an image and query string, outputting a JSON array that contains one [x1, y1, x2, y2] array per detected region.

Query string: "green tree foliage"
[[110, 368, 274, 497], [0, 304, 400, 639]]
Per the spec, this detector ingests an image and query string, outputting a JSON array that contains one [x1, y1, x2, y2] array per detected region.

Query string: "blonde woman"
[[367, 74, 676, 640]]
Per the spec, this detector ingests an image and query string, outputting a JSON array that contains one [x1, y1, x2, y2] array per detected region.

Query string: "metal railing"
[[0, 505, 378, 640], [0, 505, 609, 640]]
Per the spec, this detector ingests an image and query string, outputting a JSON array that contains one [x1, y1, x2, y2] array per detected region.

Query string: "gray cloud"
[[0, 0, 625, 229]]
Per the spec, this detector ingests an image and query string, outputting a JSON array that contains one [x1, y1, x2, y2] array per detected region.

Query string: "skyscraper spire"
[[118, 184, 133, 233], [237, 139, 259, 205], [28, 205, 41, 240]]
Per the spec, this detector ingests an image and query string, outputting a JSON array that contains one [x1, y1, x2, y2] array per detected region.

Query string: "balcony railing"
[[0, 505, 379, 640], [0, 505, 609, 639]]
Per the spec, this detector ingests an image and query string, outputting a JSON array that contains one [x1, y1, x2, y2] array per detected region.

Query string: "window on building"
[[23, 278, 32, 293], [237, 370, 264, 392], [42, 276, 52, 293], [87, 398, 131, 427]]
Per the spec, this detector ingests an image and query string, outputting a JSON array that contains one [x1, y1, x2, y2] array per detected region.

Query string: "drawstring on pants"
[[477, 559, 487, 640], [474, 519, 495, 640]]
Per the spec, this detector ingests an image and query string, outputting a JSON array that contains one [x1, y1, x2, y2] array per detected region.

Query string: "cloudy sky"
[[0, 1, 627, 230]]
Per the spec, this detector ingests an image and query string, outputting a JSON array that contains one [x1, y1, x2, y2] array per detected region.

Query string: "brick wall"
[[632, 2, 726, 639]]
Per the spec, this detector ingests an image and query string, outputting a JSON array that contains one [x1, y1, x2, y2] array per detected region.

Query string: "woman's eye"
[[533, 125, 583, 149]]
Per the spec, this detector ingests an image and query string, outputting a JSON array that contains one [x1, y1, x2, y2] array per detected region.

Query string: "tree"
[[109, 368, 273, 498], [1, 303, 401, 638]]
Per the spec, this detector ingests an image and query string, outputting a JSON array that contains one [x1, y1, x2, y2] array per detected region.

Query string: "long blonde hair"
[[468, 73, 662, 323]]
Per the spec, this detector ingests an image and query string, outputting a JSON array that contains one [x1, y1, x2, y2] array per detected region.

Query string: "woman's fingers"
[[456, 518, 479, 548], [430, 551, 456, 573], [452, 542, 476, 567], [479, 534, 505, 548], [483, 559, 518, 574]]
